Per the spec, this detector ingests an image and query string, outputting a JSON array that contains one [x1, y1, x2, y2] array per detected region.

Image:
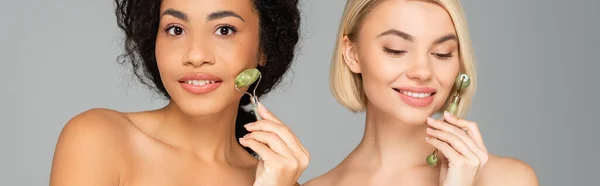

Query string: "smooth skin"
[[304, 0, 538, 186], [49, 0, 308, 185]]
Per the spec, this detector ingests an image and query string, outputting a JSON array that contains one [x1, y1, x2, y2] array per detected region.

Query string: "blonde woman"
[[304, 0, 538, 185]]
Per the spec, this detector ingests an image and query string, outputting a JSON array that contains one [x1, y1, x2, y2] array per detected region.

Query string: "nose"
[[183, 39, 215, 67], [405, 55, 433, 81]]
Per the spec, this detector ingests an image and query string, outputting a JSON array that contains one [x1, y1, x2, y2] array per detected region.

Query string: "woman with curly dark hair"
[[49, 0, 308, 185]]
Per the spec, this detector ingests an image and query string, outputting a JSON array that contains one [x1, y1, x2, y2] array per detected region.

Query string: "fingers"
[[425, 123, 478, 161], [239, 137, 278, 161], [242, 131, 295, 159], [245, 103, 310, 170], [427, 114, 490, 169], [251, 103, 310, 159], [425, 136, 463, 161], [257, 102, 282, 123], [427, 117, 488, 161], [443, 111, 487, 152], [245, 120, 309, 165]]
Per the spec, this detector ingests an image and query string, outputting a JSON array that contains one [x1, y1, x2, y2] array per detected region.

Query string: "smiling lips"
[[393, 87, 437, 107], [178, 73, 223, 94]]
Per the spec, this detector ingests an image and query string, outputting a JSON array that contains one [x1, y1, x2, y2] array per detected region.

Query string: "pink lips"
[[178, 73, 223, 94], [394, 86, 437, 107]]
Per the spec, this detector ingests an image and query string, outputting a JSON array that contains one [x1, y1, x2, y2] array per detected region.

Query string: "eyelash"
[[383, 47, 454, 59], [433, 52, 454, 59], [214, 24, 237, 37], [163, 24, 238, 37], [164, 24, 185, 36], [383, 47, 406, 56]]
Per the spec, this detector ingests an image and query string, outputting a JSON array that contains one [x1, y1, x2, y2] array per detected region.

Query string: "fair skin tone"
[[304, 0, 538, 186], [49, 0, 308, 185]]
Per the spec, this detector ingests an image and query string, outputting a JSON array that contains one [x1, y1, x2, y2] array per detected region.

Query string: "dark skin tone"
[[49, 0, 307, 185]]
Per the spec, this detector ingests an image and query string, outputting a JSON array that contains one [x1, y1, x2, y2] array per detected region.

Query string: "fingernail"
[[426, 128, 433, 132], [257, 102, 267, 112], [445, 111, 454, 118], [244, 123, 254, 128], [426, 117, 433, 123]]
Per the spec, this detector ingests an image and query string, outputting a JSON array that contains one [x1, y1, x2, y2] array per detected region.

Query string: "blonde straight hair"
[[330, 0, 477, 118]]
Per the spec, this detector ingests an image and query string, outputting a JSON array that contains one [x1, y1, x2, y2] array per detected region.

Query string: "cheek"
[[214, 34, 261, 70], [357, 45, 400, 86], [432, 59, 460, 91], [155, 37, 187, 77]]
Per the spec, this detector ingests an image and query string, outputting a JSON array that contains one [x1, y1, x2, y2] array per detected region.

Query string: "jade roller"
[[426, 73, 471, 167], [234, 68, 263, 120]]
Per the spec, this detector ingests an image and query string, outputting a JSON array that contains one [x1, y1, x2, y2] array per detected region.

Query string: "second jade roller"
[[234, 68, 263, 120]]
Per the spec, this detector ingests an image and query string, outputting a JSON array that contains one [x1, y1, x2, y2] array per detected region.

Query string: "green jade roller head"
[[426, 73, 470, 167], [235, 68, 261, 88], [234, 68, 263, 120]]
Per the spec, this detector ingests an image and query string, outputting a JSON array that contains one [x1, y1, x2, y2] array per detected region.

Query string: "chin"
[[176, 101, 233, 116], [389, 100, 445, 126], [394, 107, 435, 125], [170, 94, 241, 118]]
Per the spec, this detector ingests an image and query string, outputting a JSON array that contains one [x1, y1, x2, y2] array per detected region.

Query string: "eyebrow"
[[433, 34, 458, 45], [377, 29, 414, 42], [160, 9, 245, 23], [207, 10, 245, 22], [377, 29, 458, 44], [161, 9, 188, 21]]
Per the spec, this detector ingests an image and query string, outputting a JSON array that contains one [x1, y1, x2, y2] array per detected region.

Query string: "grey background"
[[1, 0, 598, 185]]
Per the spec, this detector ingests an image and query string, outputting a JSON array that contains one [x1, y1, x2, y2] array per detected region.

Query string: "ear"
[[258, 52, 267, 66], [342, 36, 361, 73]]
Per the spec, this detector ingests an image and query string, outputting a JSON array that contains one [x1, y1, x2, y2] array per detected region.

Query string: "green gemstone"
[[426, 154, 439, 166], [454, 73, 471, 90], [447, 102, 458, 115], [235, 68, 261, 87]]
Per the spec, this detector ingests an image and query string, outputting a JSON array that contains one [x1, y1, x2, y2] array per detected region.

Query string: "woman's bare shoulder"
[[475, 154, 539, 186], [59, 108, 134, 139], [50, 108, 134, 185]]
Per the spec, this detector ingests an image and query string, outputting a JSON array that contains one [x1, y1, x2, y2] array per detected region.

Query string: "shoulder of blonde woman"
[[474, 154, 539, 186]]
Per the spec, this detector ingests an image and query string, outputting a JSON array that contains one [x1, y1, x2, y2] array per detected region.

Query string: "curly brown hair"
[[114, 0, 301, 154]]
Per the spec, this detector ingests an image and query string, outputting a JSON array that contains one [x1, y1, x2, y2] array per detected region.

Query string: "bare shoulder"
[[475, 155, 539, 186], [56, 108, 131, 144], [50, 108, 132, 186]]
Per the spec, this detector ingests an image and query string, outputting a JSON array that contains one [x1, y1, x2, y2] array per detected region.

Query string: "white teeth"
[[185, 80, 216, 86], [400, 90, 432, 98]]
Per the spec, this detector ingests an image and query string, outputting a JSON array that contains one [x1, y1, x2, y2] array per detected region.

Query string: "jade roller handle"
[[250, 97, 262, 120], [426, 73, 470, 167], [235, 68, 263, 121], [446, 73, 470, 115]]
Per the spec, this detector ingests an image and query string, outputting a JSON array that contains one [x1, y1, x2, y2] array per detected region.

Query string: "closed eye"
[[433, 52, 453, 59], [383, 47, 406, 56]]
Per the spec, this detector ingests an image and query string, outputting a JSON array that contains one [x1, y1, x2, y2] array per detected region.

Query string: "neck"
[[153, 101, 248, 162], [351, 103, 437, 171]]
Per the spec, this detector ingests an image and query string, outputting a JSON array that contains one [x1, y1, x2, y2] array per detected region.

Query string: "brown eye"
[[215, 25, 237, 36], [165, 26, 185, 36]]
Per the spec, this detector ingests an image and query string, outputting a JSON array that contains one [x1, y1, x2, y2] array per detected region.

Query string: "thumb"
[[257, 102, 282, 123]]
